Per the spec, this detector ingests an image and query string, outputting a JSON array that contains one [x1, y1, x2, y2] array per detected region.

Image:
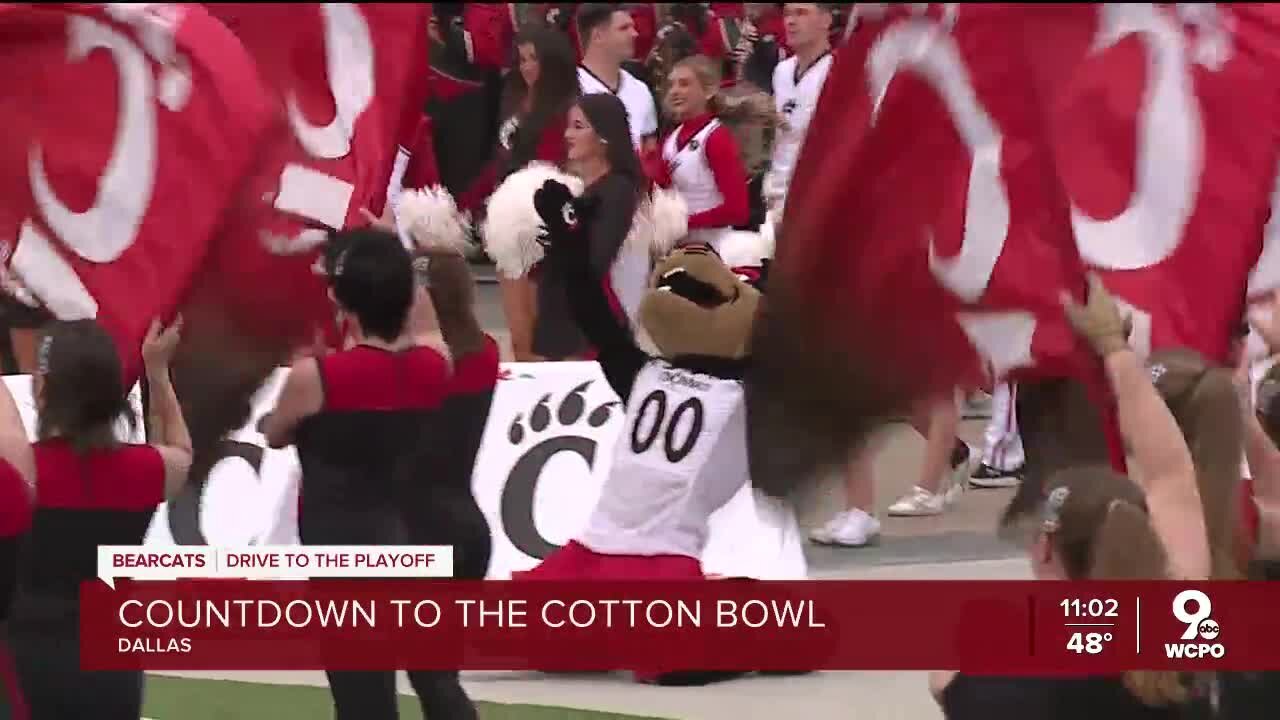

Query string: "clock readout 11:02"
[[1061, 598, 1120, 618]]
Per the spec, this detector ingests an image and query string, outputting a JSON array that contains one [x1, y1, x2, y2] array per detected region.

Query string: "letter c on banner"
[[1070, 4, 1203, 271], [29, 15, 157, 265], [501, 436, 597, 559], [866, 17, 1010, 302], [286, 3, 376, 160]]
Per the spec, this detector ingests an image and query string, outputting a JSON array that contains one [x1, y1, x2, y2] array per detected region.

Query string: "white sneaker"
[[887, 486, 945, 516], [826, 509, 881, 547], [808, 511, 849, 544]]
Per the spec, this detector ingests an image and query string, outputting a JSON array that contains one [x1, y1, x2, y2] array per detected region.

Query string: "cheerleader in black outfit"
[[258, 196, 498, 720], [8, 317, 191, 720]]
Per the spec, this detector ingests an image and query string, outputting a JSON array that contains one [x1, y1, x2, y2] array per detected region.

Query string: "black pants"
[[301, 505, 479, 720], [326, 670, 476, 720], [8, 623, 141, 720]]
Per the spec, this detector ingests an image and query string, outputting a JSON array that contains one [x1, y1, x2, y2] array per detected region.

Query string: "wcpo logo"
[[1164, 590, 1224, 659]]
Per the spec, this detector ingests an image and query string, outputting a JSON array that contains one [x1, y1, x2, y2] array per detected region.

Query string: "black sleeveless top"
[[294, 339, 500, 563]]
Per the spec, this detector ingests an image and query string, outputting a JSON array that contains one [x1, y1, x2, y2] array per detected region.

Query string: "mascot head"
[[531, 177, 767, 362], [639, 244, 761, 360]]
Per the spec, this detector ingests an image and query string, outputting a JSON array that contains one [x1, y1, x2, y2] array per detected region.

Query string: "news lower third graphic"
[[98, 545, 454, 586], [1167, 589, 1224, 659], [81, 566, 1280, 674]]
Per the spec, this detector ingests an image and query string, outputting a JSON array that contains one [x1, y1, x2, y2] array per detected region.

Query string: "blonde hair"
[[666, 55, 722, 115], [667, 55, 782, 174]]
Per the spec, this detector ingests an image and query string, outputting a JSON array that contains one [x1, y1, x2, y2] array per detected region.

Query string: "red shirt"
[[630, 4, 659, 61], [11, 441, 165, 621], [754, 9, 789, 58], [462, 3, 517, 71], [458, 111, 571, 213], [649, 113, 749, 230]]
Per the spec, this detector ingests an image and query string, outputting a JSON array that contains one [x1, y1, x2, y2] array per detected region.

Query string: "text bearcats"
[[113, 552, 207, 569]]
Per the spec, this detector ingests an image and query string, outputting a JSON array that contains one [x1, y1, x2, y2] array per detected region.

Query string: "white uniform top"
[[578, 65, 659, 149], [580, 360, 749, 559], [764, 51, 834, 213], [663, 119, 729, 248]]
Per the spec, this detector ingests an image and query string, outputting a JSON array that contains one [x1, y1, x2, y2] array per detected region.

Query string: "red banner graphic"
[[79, 581, 1280, 673]]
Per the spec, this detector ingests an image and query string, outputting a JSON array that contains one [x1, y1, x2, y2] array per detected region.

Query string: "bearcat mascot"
[[493, 169, 811, 684]]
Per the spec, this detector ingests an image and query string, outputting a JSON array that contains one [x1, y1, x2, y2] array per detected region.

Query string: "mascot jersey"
[[581, 360, 748, 558], [520, 179, 766, 577]]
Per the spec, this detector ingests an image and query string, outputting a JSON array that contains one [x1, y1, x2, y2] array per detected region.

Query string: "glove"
[[1062, 274, 1130, 358], [532, 179, 595, 255]]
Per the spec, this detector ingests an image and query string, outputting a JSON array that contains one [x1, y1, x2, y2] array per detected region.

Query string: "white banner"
[[4, 362, 807, 580]]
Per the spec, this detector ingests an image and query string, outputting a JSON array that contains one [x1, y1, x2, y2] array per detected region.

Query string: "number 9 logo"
[[1172, 589, 1212, 641]]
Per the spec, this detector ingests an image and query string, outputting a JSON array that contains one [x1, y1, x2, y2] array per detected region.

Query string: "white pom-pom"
[[397, 186, 472, 256], [623, 197, 655, 256], [717, 230, 772, 269], [646, 187, 688, 257], [481, 163, 584, 279]]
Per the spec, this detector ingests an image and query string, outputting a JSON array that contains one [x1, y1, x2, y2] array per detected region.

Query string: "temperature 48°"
[[1068, 631, 1113, 654]]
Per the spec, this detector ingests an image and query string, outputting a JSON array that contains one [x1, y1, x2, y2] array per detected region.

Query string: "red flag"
[[1031, 4, 1280, 364], [751, 5, 1280, 493], [0, 3, 277, 381], [159, 3, 433, 457], [195, 2, 432, 344], [749, 5, 1097, 491]]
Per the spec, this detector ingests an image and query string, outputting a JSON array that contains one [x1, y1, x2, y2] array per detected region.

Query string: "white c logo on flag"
[[1070, 4, 1203, 271], [286, 3, 376, 161], [29, 16, 157, 265], [269, 4, 377, 252], [15, 14, 168, 321], [866, 16, 1009, 303]]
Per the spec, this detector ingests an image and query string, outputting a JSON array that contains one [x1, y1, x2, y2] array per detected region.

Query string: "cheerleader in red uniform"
[[459, 27, 579, 361], [8, 318, 191, 719], [648, 55, 750, 250], [259, 211, 497, 720]]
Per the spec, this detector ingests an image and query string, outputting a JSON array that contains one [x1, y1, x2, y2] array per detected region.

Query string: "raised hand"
[[142, 316, 183, 370], [1061, 275, 1129, 358]]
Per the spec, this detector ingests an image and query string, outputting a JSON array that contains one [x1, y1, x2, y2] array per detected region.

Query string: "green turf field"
[[142, 675, 668, 720]]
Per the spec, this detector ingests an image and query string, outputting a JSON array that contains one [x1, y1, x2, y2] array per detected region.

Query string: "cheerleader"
[[8, 318, 190, 719], [461, 26, 579, 361], [258, 213, 497, 720], [649, 55, 751, 250], [531, 93, 651, 360], [763, 3, 834, 216]]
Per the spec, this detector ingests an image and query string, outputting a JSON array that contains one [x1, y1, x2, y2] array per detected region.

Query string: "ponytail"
[[1089, 499, 1168, 579], [1091, 500, 1189, 707]]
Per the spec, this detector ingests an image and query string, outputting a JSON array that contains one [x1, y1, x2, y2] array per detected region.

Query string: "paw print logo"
[[500, 381, 620, 558]]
